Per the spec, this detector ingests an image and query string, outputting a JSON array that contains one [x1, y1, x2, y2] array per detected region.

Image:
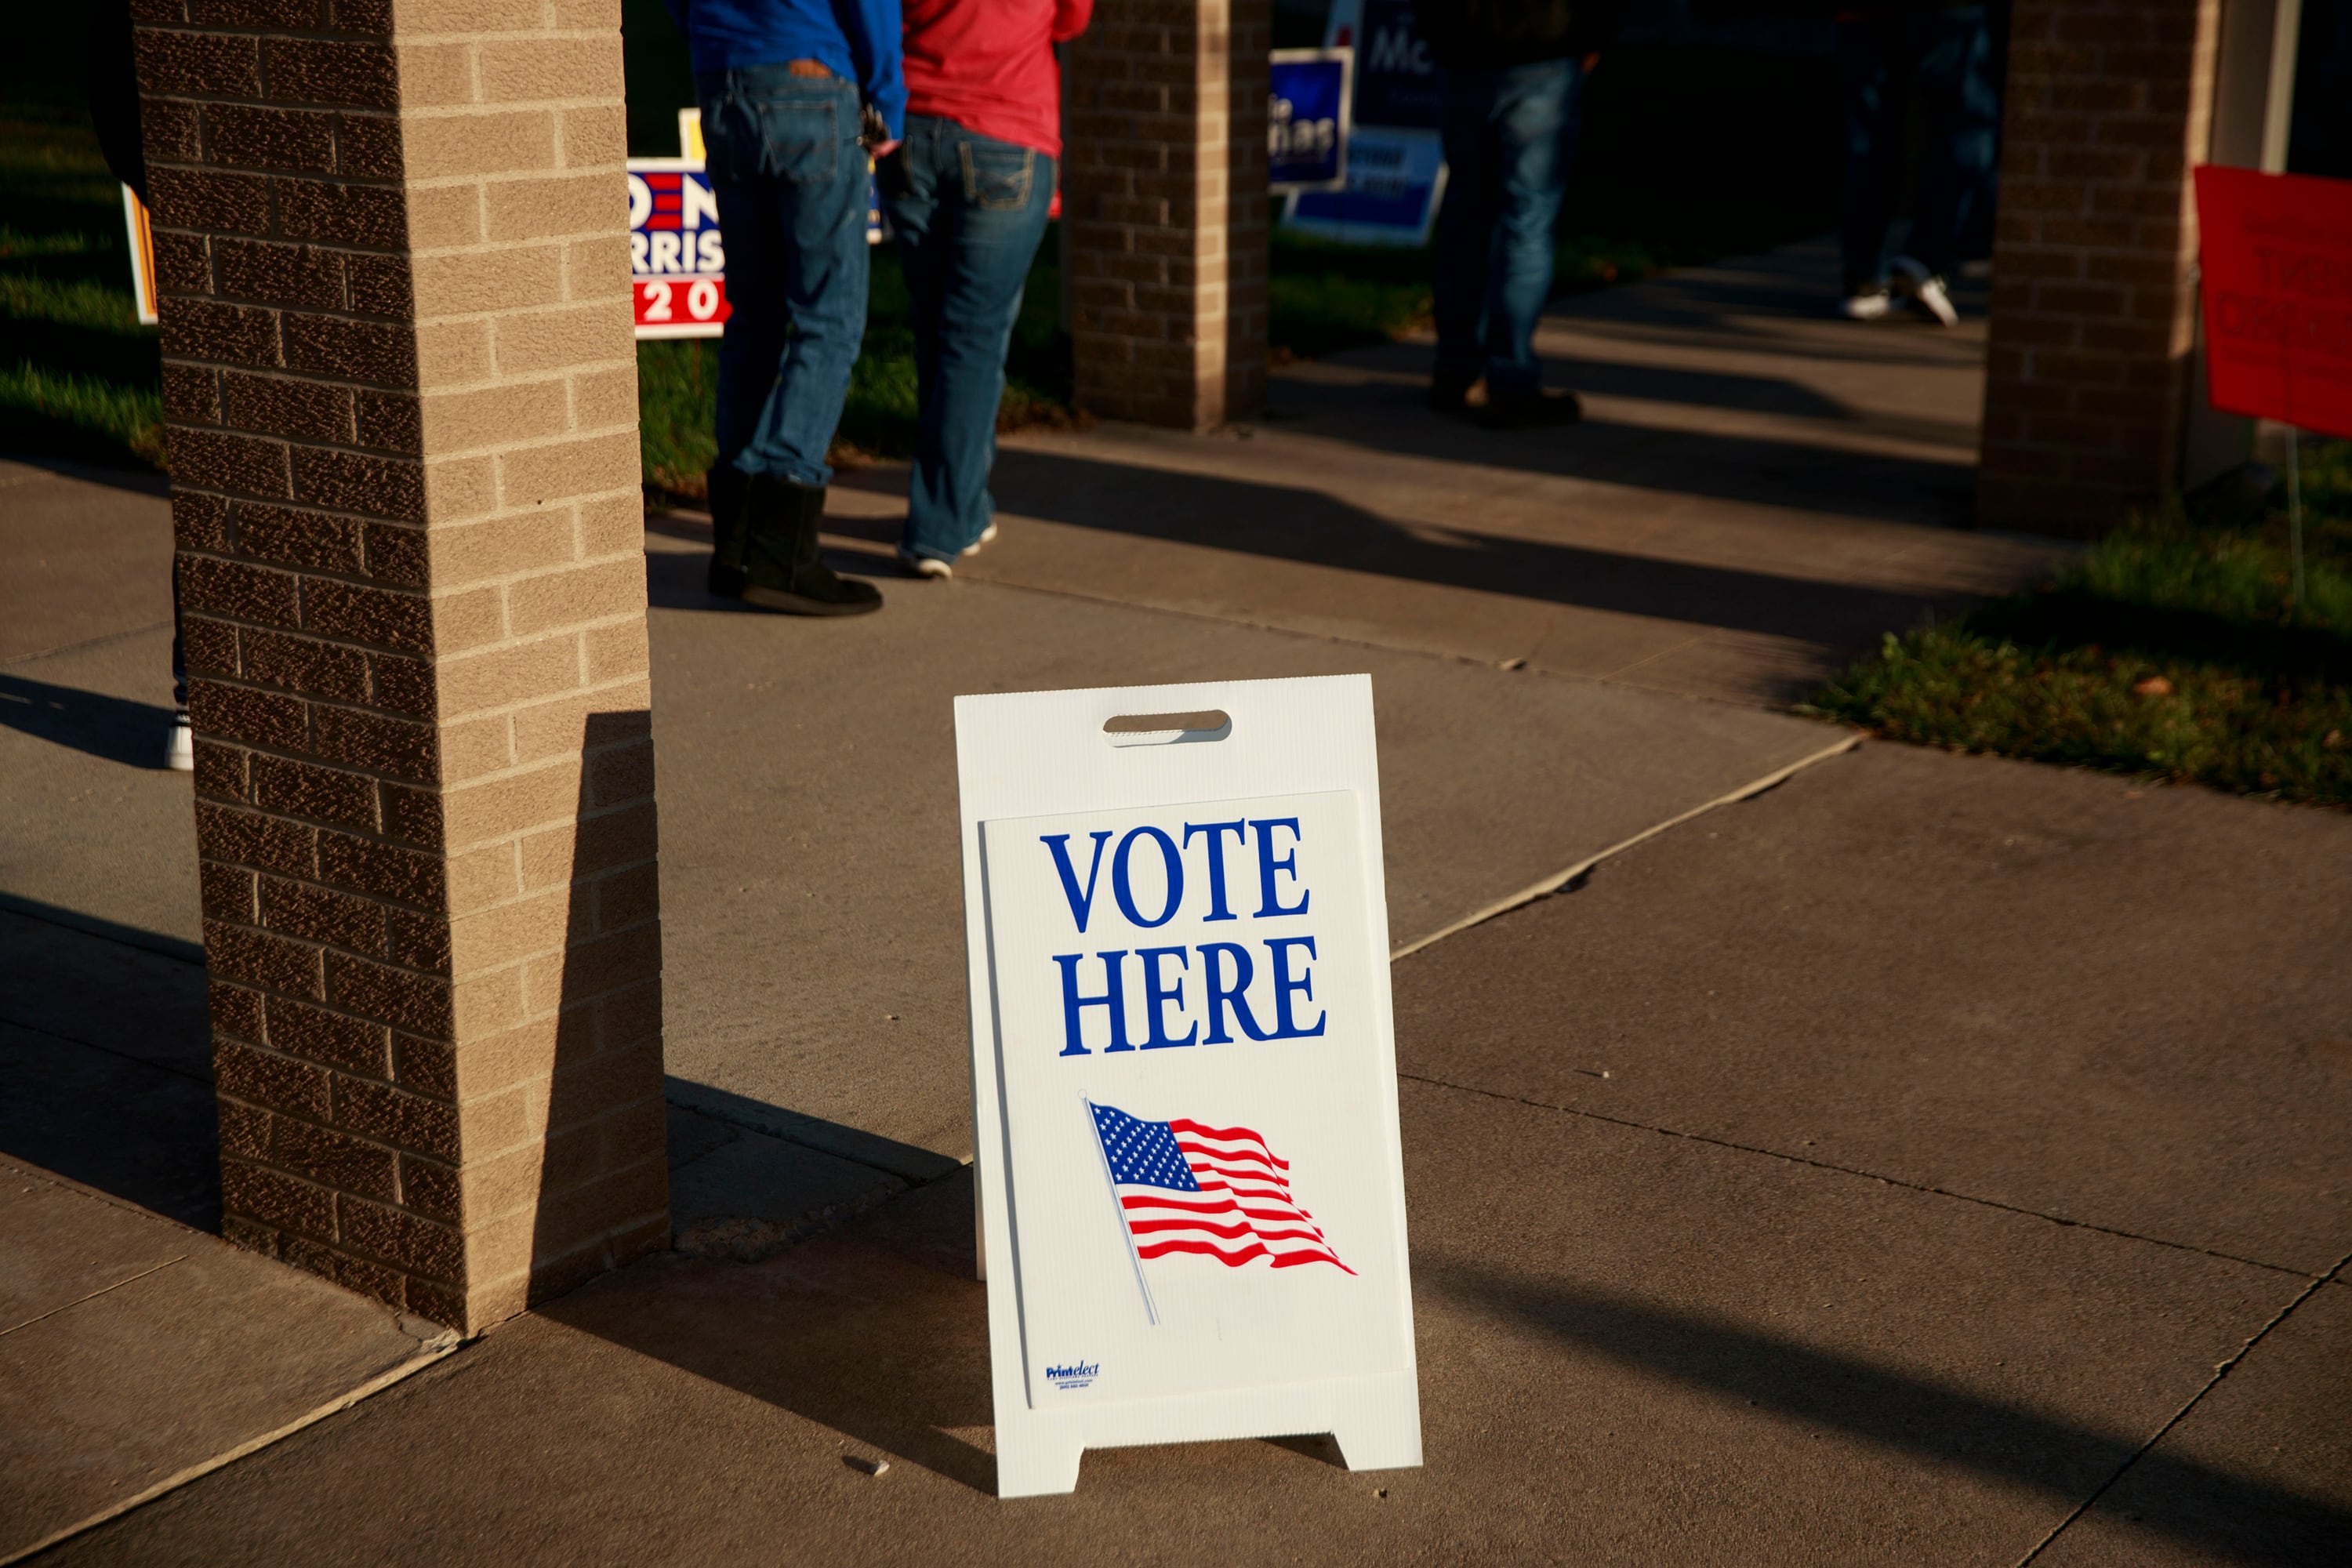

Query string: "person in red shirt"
[[881, 0, 1092, 576]]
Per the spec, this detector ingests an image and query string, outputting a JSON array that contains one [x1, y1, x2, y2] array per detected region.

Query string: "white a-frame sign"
[[954, 675, 1422, 1497]]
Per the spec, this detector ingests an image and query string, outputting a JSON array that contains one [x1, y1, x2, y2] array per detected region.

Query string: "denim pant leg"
[[700, 68, 869, 487], [1435, 73, 1504, 390], [1909, 7, 2000, 278], [1482, 60, 1578, 397], [1838, 22, 1903, 294], [885, 118, 1054, 562]]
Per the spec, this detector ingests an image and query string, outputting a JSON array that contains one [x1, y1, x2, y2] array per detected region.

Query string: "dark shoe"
[[739, 474, 883, 617], [1476, 387, 1584, 430], [706, 462, 750, 598]]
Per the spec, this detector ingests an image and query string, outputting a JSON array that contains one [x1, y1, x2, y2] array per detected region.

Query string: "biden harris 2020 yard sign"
[[955, 676, 1422, 1497]]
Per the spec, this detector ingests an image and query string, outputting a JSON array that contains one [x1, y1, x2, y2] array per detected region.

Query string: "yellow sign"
[[122, 186, 158, 326]]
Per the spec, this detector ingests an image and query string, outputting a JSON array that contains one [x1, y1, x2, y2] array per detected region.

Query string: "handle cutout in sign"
[[1102, 710, 1232, 746], [955, 675, 1422, 1497]]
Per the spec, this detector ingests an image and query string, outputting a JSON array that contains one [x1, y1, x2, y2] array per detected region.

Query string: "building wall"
[[1978, 0, 2224, 535]]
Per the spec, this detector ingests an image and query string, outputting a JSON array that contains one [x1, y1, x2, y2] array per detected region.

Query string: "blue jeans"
[[880, 115, 1055, 562], [698, 67, 871, 486], [1839, 7, 2000, 292], [1435, 58, 1583, 399]]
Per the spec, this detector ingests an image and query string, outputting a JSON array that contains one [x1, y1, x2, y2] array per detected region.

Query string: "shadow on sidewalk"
[[0, 673, 177, 770], [0, 452, 172, 499], [987, 451, 1972, 643], [1432, 1264, 2352, 1567], [536, 1163, 1002, 1493], [0, 903, 219, 1229]]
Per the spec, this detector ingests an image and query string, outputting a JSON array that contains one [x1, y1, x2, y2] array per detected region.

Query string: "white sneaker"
[[165, 708, 194, 771], [1841, 286, 1894, 321], [1892, 256, 1959, 326], [896, 546, 953, 579], [960, 522, 998, 559]]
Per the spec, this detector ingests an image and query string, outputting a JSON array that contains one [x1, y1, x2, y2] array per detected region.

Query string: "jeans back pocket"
[[959, 141, 1035, 212], [756, 96, 841, 186]]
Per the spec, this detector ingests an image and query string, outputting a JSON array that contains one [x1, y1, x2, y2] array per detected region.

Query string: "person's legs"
[[1907, 5, 1999, 281], [165, 564, 191, 770], [884, 118, 948, 462], [701, 71, 789, 474], [889, 118, 1054, 568], [1838, 20, 1903, 301], [1480, 57, 1579, 400], [1433, 69, 1504, 403], [724, 70, 875, 484], [699, 64, 880, 615]]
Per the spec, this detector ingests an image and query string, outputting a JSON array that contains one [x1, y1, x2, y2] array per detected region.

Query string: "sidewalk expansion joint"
[[0, 1256, 187, 1340], [0, 617, 176, 670], [2013, 1250, 2351, 1567], [2, 1326, 464, 1567], [1389, 731, 1863, 962], [1399, 1070, 2314, 1281], [1, 1011, 215, 1089]]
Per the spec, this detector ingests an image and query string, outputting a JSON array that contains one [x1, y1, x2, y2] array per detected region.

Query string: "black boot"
[[740, 473, 883, 616], [706, 462, 750, 598]]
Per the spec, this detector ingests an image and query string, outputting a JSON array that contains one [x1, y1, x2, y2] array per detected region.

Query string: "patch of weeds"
[[1806, 465, 2352, 808]]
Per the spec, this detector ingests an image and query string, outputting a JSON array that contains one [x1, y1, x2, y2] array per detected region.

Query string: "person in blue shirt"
[[667, 0, 906, 615]]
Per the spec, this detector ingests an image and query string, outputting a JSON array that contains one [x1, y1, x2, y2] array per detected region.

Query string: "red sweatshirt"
[[902, 0, 1092, 160]]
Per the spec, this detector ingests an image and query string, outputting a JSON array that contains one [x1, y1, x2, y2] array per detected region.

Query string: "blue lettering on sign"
[[1044, 815, 1331, 1056], [1181, 818, 1247, 920], [1046, 1360, 1099, 1389], [1112, 826, 1184, 928], [1269, 56, 1348, 188], [1042, 830, 1113, 933]]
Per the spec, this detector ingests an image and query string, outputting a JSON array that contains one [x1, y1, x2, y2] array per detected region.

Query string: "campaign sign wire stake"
[[2192, 165, 2352, 609], [956, 677, 1422, 1497]]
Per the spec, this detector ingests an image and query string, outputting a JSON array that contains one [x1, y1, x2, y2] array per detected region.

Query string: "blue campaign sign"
[[1350, 0, 1443, 132], [1269, 49, 1351, 191], [1283, 125, 1447, 248]]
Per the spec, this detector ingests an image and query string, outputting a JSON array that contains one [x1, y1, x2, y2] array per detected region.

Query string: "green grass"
[[0, 108, 162, 471], [1805, 452, 2352, 808]]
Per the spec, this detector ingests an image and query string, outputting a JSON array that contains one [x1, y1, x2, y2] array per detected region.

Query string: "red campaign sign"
[[635, 275, 731, 334], [2194, 165, 2352, 440]]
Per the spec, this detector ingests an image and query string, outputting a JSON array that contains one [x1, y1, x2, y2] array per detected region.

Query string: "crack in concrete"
[[1398, 1070, 2314, 1279], [2015, 1252, 2351, 1567], [1388, 730, 1863, 960]]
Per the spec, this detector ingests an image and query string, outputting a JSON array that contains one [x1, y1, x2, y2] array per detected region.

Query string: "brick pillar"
[[1977, 0, 2223, 536], [136, 0, 668, 1332], [1065, 0, 1270, 429]]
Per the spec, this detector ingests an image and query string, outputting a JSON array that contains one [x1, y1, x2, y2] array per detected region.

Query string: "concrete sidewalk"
[[5, 241, 2347, 1563]]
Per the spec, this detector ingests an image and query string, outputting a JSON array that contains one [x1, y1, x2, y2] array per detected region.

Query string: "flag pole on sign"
[[1085, 1098, 1160, 1327]]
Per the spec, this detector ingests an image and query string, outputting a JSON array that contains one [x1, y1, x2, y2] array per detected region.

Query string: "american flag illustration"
[[1087, 1102, 1353, 1300]]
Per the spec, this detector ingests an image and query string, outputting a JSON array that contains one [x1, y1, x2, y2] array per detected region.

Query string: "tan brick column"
[[135, 0, 667, 1331], [1064, 0, 1269, 429], [1977, 0, 2223, 535]]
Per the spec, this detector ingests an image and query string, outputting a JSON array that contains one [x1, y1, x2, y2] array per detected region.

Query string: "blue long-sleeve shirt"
[[665, 0, 906, 140]]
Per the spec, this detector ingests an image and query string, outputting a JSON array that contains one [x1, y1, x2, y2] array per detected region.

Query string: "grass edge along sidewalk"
[[1806, 448, 2352, 811]]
